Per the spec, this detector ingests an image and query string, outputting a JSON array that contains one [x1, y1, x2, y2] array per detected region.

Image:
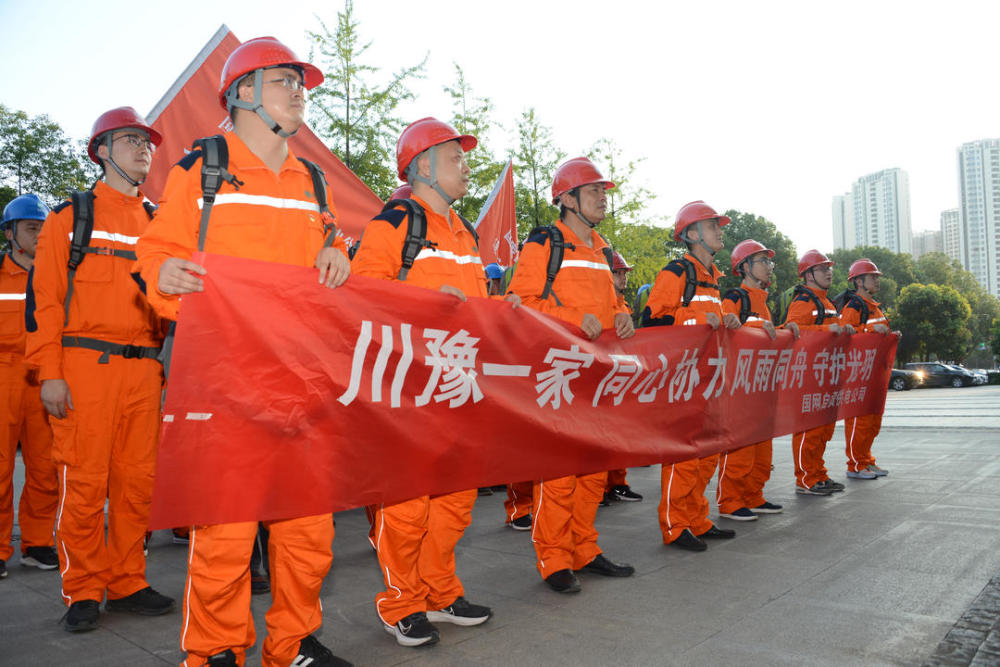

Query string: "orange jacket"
[[25, 181, 165, 381], [0, 254, 30, 362], [839, 292, 888, 332], [783, 285, 841, 331], [507, 220, 625, 328], [352, 195, 487, 298], [643, 253, 723, 326], [722, 284, 772, 328], [134, 131, 347, 321]]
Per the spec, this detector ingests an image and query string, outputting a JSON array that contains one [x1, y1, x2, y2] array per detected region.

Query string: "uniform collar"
[[684, 252, 720, 278], [2, 251, 29, 275], [224, 131, 307, 176], [93, 179, 146, 206], [556, 219, 606, 251]]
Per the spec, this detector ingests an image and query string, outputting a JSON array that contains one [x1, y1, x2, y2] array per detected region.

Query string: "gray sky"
[[2, 0, 997, 256]]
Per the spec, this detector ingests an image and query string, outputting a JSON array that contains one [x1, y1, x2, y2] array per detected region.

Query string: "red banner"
[[143, 25, 383, 242], [150, 253, 897, 529], [474, 159, 519, 267]]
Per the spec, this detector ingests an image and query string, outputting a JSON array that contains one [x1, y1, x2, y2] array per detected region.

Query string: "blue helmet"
[[2, 194, 49, 229], [485, 263, 504, 280]]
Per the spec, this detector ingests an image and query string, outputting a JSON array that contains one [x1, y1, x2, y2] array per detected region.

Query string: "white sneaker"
[[866, 464, 888, 477]]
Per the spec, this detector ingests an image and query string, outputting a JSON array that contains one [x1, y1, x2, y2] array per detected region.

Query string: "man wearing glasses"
[[783, 250, 854, 496], [25, 107, 173, 632], [135, 37, 351, 667]]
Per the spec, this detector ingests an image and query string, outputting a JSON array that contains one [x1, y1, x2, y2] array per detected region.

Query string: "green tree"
[[307, 0, 426, 200], [0, 104, 91, 205], [829, 246, 918, 314], [717, 210, 799, 306], [990, 317, 1000, 363], [513, 108, 562, 237], [894, 283, 972, 363], [444, 64, 505, 223]]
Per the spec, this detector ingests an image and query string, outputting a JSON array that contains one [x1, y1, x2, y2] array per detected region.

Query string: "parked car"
[[889, 368, 922, 391], [951, 364, 988, 385], [904, 362, 976, 387]]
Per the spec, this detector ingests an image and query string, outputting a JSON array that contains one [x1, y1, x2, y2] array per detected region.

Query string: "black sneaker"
[[383, 611, 439, 647], [752, 501, 783, 514], [700, 525, 736, 539], [21, 546, 59, 570], [796, 483, 833, 496], [509, 514, 532, 531], [544, 568, 582, 593], [250, 569, 270, 595], [426, 596, 492, 626], [293, 634, 353, 666], [0, 558, 6, 579], [61, 599, 100, 632], [579, 553, 634, 577], [822, 479, 845, 493], [477, 487, 494, 496], [600, 492, 614, 506], [669, 529, 707, 552], [105, 586, 174, 616], [611, 485, 643, 502], [206, 650, 237, 666]]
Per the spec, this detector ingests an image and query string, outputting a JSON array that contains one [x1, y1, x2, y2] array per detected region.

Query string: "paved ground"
[[2, 385, 999, 666]]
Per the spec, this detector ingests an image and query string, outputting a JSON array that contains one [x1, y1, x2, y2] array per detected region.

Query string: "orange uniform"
[[643, 253, 723, 544], [840, 293, 888, 473], [134, 132, 347, 667], [0, 253, 57, 563], [717, 286, 774, 513], [25, 181, 166, 605], [784, 285, 842, 489], [352, 195, 486, 626], [504, 481, 533, 524], [507, 221, 627, 578]]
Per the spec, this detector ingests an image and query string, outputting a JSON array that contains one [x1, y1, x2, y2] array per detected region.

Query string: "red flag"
[[143, 25, 382, 242], [149, 252, 897, 529], [475, 159, 519, 267]]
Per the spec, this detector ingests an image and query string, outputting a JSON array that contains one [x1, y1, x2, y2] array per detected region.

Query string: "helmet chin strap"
[[227, 69, 299, 138], [687, 220, 717, 256], [408, 145, 455, 205], [561, 188, 600, 228], [103, 135, 146, 187], [742, 261, 770, 289]]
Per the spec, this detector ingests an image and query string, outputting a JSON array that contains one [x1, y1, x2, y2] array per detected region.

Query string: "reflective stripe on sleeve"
[[68, 230, 140, 245], [414, 248, 483, 266], [196, 193, 320, 213]]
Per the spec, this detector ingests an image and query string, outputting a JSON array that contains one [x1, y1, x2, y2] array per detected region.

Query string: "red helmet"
[[219, 36, 323, 111], [87, 107, 162, 165], [611, 250, 632, 272], [389, 185, 412, 201], [730, 239, 774, 276], [551, 157, 614, 205], [848, 258, 883, 281], [673, 201, 731, 242], [798, 249, 834, 276], [396, 117, 477, 181]]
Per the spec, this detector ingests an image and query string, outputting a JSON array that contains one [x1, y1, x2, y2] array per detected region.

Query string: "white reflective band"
[[746, 316, 767, 323], [810, 309, 839, 316], [197, 193, 320, 212], [868, 316, 887, 324], [682, 318, 697, 325], [67, 230, 139, 245], [162, 414, 175, 422], [690, 294, 721, 304], [0, 293, 26, 301], [185, 412, 213, 421], [414, 248, 483, 265], [559, 259, 611, 272]]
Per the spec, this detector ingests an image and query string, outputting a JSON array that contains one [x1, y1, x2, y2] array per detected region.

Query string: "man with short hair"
[[841, 258, 897, 480], [353, 117, 511, 647], [642, 201, 740, 552], [135, 37, 351, 667], [508, 156, 636, 594], [783, 250, 854, 496], [26, 107, 173, 632], [0, 194, 58, 581]]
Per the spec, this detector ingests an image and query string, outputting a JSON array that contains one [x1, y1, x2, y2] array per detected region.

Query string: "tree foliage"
[[894, 283, 972, 363], [307, 0, 426, 200], [513, 108, 562, 237], [0, 104, 92, 206]]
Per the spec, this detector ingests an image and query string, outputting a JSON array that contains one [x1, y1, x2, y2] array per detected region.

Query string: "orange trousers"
[[716, 441, 772, 514], [606, 469, 628, 490], [52, 350, 161, 605], [658, 455, 718, 544], [793, 422, 835, 488], [845, 413, 882, 472], [504, 481, 533, 523], [530, 472, 605, 579], [180, 514, 334, 667], [374, 489, 476, 626], [1, 359, 57, 561]]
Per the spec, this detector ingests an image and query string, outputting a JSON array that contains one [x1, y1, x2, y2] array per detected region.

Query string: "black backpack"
[[832, 289, 869, 325], [372, 197, 479, 281], [790, 284, 832, 325], [640, 257, 719, 326], [521, 224, 614, 306], [724, 287, 753, 324]]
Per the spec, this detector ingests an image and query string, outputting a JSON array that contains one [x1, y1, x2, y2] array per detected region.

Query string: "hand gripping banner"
[[150, 253, 897, 528]]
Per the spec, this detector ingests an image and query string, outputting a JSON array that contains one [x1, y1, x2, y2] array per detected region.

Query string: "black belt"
[[62, 336, 161, 364]]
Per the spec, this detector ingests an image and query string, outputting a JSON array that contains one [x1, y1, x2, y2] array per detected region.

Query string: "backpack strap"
[[794, 284, 826, 325], [64, 191, 95, 326], [457, 213, 479, 244], [192, 135, 243, 253], [724, 287, 752, 324], [298, 157, 339, 248], [537, 225, 569, 302], [383, 198, 433, 281]]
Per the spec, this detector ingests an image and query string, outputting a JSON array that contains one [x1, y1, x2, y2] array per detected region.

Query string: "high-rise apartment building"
[[911, 230, 942, 260], [832, 168, 912, 254], [957, 139, 1000, 297], [940, 208, 962, 265]]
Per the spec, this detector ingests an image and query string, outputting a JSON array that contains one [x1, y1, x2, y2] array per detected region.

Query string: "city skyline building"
[[831, 168, 912, 255], [940, 208, 962, 265], [957, 139, 1000, 297]]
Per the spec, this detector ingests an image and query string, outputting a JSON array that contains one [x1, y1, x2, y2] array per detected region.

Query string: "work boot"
[[61, 600, 100, 632], [545, 568, 582, 593], [105, 586, 174, 615]]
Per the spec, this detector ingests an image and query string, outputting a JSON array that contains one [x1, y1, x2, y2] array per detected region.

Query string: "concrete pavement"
[[2, 384, 999, 666]]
